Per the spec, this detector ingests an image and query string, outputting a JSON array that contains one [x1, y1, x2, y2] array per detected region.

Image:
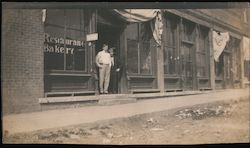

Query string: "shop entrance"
[[96, 23, 122, 94]]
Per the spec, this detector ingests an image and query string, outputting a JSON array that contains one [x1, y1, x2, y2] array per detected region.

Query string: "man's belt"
[[99, 63, 109, 65]]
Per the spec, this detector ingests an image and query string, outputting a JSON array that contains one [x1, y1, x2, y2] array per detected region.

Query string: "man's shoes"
[[104, 92, 108, 94]]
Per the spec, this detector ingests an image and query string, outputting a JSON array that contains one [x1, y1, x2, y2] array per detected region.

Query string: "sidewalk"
[[3, 88, 249, 135]]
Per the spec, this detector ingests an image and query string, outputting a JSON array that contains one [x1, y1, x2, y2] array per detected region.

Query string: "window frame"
[[196, 25, 209, 78], [44, 9, 88, 73], [126, 22, 154, 76], [163, 16, 180, 77]]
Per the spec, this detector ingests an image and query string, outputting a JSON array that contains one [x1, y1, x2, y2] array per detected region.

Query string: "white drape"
[[113, 9, 158, 22], [150, 11, 163, 45], [213, 31, 230, 62], [42, 9, 46, 23]]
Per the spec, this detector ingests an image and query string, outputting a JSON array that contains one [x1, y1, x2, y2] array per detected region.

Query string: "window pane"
[[44, 9, 87, 71], [139, 22, 153, 74], [197, 54, 206, 77], [163, 46, 169, 74], [215, 55, 223, 78], [66, 9, 82, 30], [74, 48, 86, 70], [164, 19, 178, 75], [127, 22, 154, 75], [65, 10, 86, 71], [169, 48, 176, 74], [164, 47, 176, 74], [166, 20, 177, 47], [140, 42, 152, 74], [181, 44, 192, 77], [45, 24, 65, 37], [127, 23, 138, 40], [139, 22, 151, 42], [127, 39, 139, 74], [183, 20, 195, 42], [44, 31, 64, 70], [197, 27, 209, 77], [198, 28, 206, 52], [46, 9, 65, 27], [44, 10, 65, 70]]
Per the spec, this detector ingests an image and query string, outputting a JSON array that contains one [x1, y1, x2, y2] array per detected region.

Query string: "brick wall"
[[2, 9, 44, 115]]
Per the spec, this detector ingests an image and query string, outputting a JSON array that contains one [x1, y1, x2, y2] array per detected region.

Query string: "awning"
[[113, 9, 163, 45], [113, 9, 159, 22]]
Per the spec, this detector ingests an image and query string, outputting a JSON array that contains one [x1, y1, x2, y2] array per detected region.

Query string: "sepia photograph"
[[2, 2, 250, 145]]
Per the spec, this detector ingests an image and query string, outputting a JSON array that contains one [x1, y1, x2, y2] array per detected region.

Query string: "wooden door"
[[223, 52, 233, 88], [181, 42, 194, 90]]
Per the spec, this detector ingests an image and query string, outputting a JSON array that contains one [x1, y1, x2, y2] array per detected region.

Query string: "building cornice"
[[164, 9, 249, 38]]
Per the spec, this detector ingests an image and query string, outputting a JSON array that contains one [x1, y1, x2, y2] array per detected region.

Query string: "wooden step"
[[45, 91, 96, 97]]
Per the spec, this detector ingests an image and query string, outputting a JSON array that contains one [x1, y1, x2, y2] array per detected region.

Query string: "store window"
[[197, 26, 209, 78], [164, 17, 179, 75], [44, 9, 87, 72], [127, 22, 154, 75], [180, 20, 196, 78]]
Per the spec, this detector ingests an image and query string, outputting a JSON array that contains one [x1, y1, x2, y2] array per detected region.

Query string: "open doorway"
[[96, 23, 122, 94]]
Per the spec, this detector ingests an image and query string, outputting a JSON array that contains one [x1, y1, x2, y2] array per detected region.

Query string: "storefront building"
[[2, 7, 249, 114]]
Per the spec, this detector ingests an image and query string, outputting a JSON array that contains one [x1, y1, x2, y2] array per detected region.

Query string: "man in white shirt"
[[96, 44, 112, 94]]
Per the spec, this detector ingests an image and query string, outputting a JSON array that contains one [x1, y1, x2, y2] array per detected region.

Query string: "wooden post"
[[120, 28, 128, 94], [157, 11, 165, 93], [194, 24, 199, 90], [209, 28, 215, 90], [180, 17, 184, 90], [157, 45, 165, 93], [240, 37, 245, 88]]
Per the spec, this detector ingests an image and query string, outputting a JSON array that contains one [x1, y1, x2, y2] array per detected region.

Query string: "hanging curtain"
[[150, 11, 163, 45], [213, 31, 230, 62], [113, 9, 163, 45]]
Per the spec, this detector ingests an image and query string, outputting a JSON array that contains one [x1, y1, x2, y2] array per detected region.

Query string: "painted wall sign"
[[86, 33, 98, 42], [44, 33, 85, 54]]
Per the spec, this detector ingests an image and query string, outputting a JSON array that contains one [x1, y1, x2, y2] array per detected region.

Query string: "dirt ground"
[[3, 97, 250, 144]]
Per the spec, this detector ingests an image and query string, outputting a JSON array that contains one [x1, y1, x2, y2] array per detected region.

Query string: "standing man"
[[108, 48, 116, 94], [96, 44, 112, 94], [108, 47, 123, 94]]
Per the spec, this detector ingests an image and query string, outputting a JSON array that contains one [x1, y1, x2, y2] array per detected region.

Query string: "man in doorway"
[[108, 47, 124, 94], [108, 48, 116, 94], [96, 44, 112, 94]]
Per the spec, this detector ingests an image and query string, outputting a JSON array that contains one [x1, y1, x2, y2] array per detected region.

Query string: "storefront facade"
[[2, 7, 249, 114]]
